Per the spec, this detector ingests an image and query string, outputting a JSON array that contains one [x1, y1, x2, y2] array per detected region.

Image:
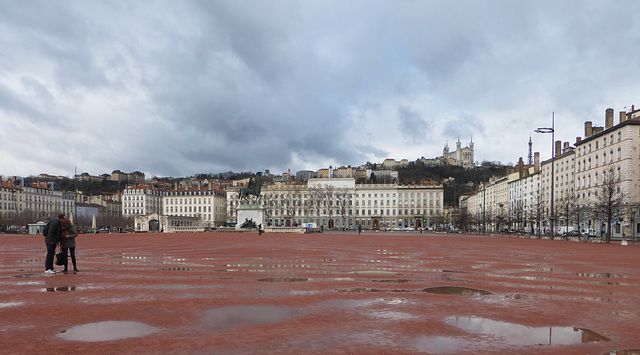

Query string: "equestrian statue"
[[238, 176, 262, 202]]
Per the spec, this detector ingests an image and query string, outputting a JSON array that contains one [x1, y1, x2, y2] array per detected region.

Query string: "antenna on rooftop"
[[528, 134, 533, 166]]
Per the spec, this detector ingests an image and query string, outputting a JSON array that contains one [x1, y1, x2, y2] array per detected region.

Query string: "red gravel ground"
[[1, 231, 640, 354]]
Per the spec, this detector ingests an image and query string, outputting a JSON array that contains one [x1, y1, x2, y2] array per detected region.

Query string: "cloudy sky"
[[2, 1, 640, 179]]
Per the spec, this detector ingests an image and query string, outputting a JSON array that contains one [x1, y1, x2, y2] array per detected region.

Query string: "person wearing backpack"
[[43, 214, 66, 274]]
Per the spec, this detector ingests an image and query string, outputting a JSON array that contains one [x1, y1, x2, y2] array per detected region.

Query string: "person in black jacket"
[[43, 214, 66, 274]]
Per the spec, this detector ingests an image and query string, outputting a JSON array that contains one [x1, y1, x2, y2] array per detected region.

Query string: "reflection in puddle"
[[446, 316, 610, 345], [201, 305, 299, 332], [58, 321, 159, 342], [45, 286, 76, 292], [424, 286, 492, 296], [0, 302, 24, 308], [606, 350, 640, 355], [258, 277, 308, 282]]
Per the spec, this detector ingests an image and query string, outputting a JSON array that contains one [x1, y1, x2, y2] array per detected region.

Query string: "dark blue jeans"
[[45, 241, 57, 270]]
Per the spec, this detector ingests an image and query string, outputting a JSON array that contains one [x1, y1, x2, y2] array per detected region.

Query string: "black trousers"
[[45, 241, 57, 270], [61, 247, 77, 269]]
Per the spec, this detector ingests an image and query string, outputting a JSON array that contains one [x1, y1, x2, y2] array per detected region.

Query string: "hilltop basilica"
[[415, 137, 475, 169]]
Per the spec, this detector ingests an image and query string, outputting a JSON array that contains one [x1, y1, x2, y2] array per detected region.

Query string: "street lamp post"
[[535, 112, 555, 240]]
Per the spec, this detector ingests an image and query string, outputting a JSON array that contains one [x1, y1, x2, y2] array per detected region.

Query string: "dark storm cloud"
[[2, 0, 640, 177]]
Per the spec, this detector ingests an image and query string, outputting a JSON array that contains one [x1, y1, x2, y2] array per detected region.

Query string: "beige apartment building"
[[163, 183, 227, 229], [574, 107, 640, 237]]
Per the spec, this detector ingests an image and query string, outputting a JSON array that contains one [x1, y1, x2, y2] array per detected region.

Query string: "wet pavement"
[[1, 231, 640, 354]]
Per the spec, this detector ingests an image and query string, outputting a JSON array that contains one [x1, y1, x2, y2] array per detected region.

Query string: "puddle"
[[201, 305, 300, 332], [445, 316, 610, 345], [351, 271, 400, 275], [58, 321, 159, 342], [605, 350, 640, 355], [336, 288, 381, 293], [423, 286, 492, 296], [258, 277, 308, 282], [335, 288, 410, 293], [368, 310, 416, 320], [321, 299, 377, 308], [404, 335, 475, 353], [372, 279, 410, 283], [12, 274, 41, 278], [159, 267, 192, 271], [142, 284, 190, 290], [45, 286, 76, 292], [15, 280, 44, 286], [576, 273, 628, 279], [0, 302, 24, 308]]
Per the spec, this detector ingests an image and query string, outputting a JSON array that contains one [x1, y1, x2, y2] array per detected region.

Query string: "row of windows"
[[263, 218, 438, 227], [269, 208, 440, 216], [166, 206, 212, 213], [578, 131, 623, 156], [577, 148, 622, 171]]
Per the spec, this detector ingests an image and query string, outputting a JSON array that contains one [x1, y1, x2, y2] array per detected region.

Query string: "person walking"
[[61, 220, 79, 272], [43, 214, 66, 274]]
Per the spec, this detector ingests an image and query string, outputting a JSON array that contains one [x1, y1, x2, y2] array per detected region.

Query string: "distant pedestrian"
[[43, 214, 66, 274], [358, 225, 362, 235], [60, 220, 79, 272]]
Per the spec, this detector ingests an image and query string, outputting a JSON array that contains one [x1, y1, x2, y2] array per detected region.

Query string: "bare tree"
[[570, 200, 592, 238], [323, 185, 335, 228], [283, 189, 301, 226], [593, 169, 625, 244], [457, 207, 471, 231], [308, 186, 324, 224], [556, 192, 577, 236], [530, 189, 545, 237], [484, 206, 494, 232], [496, 204, 507, 232], [334, 188, 352, 230]]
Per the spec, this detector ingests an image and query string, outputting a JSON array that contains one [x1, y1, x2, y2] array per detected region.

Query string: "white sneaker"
[[44, 269, 55, 275]]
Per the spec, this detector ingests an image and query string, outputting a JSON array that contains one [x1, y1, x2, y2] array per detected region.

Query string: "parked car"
[[563, 230, 581, 238]]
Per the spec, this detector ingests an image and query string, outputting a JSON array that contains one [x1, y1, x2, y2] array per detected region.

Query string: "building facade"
[[226, 178, 444, 230], [163, 184, 227, 228], [122, 185, 163, 217]]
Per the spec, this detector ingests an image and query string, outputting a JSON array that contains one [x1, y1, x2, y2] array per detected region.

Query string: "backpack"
[[42, 219, 53, 237]]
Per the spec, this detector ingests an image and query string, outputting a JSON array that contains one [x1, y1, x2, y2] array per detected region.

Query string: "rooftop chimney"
[[620, 111, 627, 124], [534, 152, 540, 172], [606, 108, 614, 129], [585, 121, 593, 137], [555, 140, 562, 157]]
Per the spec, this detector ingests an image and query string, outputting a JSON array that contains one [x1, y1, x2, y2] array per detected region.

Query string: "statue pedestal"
[[236, 203, 265, 230]]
